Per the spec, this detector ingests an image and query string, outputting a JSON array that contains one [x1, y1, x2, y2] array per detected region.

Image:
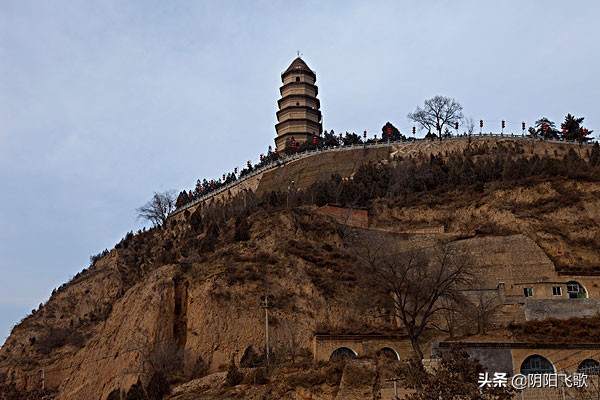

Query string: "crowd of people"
[[175, 146, 282, 208]]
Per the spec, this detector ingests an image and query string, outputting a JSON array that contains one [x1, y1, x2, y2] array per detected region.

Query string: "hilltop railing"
[[169, 132, 596, 217]]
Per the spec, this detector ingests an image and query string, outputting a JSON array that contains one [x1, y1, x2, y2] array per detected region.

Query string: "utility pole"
[[386, 377, 401, 400], [261, 295, 274, 368]]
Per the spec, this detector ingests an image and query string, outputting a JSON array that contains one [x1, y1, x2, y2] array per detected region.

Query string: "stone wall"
[[434, 342, 600, 376], [453, 235, 557, 292], [524, 299, 600, 321], [312, 335, 412, 362], [432, 342, 514, 375]]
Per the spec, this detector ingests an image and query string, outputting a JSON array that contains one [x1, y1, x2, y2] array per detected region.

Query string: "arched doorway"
[[329, 347, 357, 361], [520, 355, 554, 375], [578, 359, 600, 375], [379, 347, 400, 360], [567, 281, 587, 299]]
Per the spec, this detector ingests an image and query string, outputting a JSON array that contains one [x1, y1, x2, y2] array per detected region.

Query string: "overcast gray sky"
[[1, 0, 599, 344]]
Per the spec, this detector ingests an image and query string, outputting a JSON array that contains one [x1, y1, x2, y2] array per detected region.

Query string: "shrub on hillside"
[[509, 315, 600, 342], [145, 371, 170, 400], [225, 359, 244, 386], [240, 345, 264, 367], [106, 389, 121, 400], [36, 328, 86, 355], [233, 215, 250, 241], [188, 355, 208, 380], [125, 379, 146, 400]]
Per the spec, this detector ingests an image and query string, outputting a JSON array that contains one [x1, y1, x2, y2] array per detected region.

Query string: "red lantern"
[[480, 120, 484, 128], [260, 154, 264, 162], [339, 133, 343, 141], [561, 124, 566, 135], [412, 126, 416, 135], [455, 122, 459, 130], [292, 140, 296, 149], [210, 179, 214, 186], [542, 123, 548, 133], [522, 122, 526, 130], [222, 174, 226, 181], [247, 160, 251, 168], [387, 127, 391, 137], [363, 130, 367, 139], [234, 167, 238, 174], [583, 128, 589, 136], [502, 120, 505, 129], [274, 147, 278, 155], [313, 135, 317, 145]]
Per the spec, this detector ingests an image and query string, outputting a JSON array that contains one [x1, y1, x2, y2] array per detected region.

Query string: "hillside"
[[1, 137, 599, 399]]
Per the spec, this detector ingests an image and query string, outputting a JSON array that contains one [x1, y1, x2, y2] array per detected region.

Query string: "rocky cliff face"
[[1, 138, 598, 399], [0, 209, 382, 399], [374, 179, 600, 273]]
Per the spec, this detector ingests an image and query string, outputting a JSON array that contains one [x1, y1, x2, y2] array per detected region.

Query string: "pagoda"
[[274, 57, 323, 152]]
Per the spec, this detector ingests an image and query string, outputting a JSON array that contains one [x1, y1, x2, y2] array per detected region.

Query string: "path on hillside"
[[170, 133, 594, 217]]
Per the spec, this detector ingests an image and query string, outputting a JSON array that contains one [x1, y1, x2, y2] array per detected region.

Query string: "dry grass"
[[509, 315, 600, 342]]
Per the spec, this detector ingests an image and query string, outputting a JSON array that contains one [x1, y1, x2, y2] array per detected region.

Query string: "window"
[[295, 77, 300, 82], [552, 286, 562, 296], [296, 102, 300, 106], [567, 281, 587, 299], [524, 288, 534, 297], [578, 359, 600, 375], [520, 355, 554, 375]]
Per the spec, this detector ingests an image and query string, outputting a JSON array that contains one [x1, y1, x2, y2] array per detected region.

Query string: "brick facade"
[[315, 204, 369, 228]]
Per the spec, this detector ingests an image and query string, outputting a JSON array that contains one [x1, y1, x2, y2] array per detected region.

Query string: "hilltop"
[[0, 137, 599, 399]]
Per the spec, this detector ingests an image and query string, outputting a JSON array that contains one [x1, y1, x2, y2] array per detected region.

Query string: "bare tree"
[[358, 243, 470, 360], [408, 96, 464, 140], [275, 320, 310, 364], [137, 191, 176, 227], [463, 289, 502, 335], [464, 116, 475, 135]]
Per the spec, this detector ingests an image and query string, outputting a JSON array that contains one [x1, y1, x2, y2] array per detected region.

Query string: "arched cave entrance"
[[330, 347, 357, 361], [379, 347, 400, 360]]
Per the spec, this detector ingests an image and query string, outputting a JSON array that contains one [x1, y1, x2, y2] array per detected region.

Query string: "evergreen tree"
[[534, 117, 559, 140], [562, 113, 593, 142], [381, 122, 406, 142], [323, 130, 340, 147]]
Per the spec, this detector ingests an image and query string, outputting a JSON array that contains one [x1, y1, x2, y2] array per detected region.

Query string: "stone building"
[[275, 57, 323, 152]]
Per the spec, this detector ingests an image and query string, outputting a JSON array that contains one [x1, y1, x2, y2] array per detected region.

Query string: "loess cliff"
[[1, 137, 599, 399]]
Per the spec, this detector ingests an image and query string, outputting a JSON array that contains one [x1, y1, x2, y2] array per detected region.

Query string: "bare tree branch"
[[408, 96, 464, 140], [136, 190, 176, 227], [359, 241, 471, 360]]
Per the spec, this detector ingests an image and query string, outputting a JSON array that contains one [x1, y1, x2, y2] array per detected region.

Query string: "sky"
[[1, 0, 599, 344]]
